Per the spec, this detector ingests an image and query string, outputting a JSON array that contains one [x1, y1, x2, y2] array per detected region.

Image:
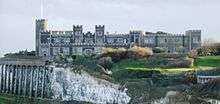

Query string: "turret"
[[129, 30, 143, 46], [95, 25, 105, 44], [73, 25, 83, 43], [185, 30, 201, 51]]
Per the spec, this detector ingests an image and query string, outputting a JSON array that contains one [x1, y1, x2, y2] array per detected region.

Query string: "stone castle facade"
[[36, 19, 201, 57]]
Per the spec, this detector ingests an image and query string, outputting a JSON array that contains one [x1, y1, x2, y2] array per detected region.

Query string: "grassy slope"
[[0, 94, 48, 104], [110, 56, 220, 103], [112, 56, 220, 75], [112, 59, 195, 75], [0, 94, 92, 104], [194, 56, 220, 67], [1, 56, 219, 103]]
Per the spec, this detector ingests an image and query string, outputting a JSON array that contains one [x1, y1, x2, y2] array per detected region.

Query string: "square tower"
[[95, 25, 105, 44], [35, 19, 48, 56], [73, 25, 83, 43], [129, 30, 143, 46], [185, 30, 201, 51]]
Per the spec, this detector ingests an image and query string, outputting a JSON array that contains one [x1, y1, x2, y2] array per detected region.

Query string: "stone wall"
[[0, 58, 53, 98]]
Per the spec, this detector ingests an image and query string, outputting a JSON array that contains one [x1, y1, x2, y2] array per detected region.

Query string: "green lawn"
[[110, 56, 220, 103], [112, 58, 195, 75], [126, 67, 194, 74], [125, 67, 213, 75], [0, 94, 92, 104], [0, 94, 49, 104], [112, 59, 147, 72], [194, 56, 220, 67], [111, 55, 220, 75]]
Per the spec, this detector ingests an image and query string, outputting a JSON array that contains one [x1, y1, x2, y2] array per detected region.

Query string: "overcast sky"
[[0, 0, 220, 56]]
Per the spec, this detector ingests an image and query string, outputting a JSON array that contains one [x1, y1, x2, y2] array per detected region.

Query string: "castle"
[[36, 19, 201, 57]]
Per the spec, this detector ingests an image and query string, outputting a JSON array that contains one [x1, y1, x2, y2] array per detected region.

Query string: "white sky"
[[0, 0, 220, 56]]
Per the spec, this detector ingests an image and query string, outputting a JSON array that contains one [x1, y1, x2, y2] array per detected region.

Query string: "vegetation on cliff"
[[1, 46, 220, 104]]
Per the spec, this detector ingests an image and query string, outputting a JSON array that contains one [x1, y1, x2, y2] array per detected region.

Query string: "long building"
[[36, 19, 201, 57]]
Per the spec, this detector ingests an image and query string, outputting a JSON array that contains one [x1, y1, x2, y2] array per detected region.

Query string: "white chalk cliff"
[[51, 67, 131, 104]]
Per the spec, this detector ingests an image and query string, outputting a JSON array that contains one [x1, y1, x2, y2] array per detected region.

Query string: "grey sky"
[[0, 0, 220, 56]]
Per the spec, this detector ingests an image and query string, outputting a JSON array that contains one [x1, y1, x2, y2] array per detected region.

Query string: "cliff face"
[[50, 67, 130, 104]]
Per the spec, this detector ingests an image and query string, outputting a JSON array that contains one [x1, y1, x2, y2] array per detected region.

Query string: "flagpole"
[[40, 0, 43, 18]]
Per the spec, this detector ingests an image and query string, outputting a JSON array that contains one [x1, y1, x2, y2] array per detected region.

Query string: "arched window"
[[165, 39, 167, 43]]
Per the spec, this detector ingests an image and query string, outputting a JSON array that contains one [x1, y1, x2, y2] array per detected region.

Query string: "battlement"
[[107, 33, 128, 36], [36, 18, 48, 22], [40, 30, 51, 34], [95, 25, 105, 28], [185, 30, 201, 36], [73, 25, 83, 32], [129, 30, 143, 34], [185, 30, 201, 34], [36, 19, 48, 32], [155, 33, 185, 37], [73, 25, 83, 28], [186, 30, 201, 32]]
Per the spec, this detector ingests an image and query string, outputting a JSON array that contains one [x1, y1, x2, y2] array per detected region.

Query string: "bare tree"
[[199, 38, 218, 56]]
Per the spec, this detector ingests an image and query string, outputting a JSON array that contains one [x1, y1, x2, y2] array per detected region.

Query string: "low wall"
[[197, 75, 220, 84]]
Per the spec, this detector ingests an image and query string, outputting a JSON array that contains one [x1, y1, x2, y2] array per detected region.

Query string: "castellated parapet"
[[35, 19, 201, 57]]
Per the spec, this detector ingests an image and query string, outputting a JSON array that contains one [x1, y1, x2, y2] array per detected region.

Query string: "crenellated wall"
[[36, 19, 202, 57], [0, 58, 53, 98]]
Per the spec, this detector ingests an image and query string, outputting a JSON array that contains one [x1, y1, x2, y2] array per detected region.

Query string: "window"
[[63, 38, 70, 43], [77, 48, 82, 55], [41, 35, 50, 43], [165, 39, 167, 43], [53, 47, 60, 56], [123, 39, 127, 43], [159, 38, 167, 43], [54, 38, 60, 43], [107, 38, 114, 43], [175, 38, 179, 42], [97, 31, 103, 36], [75, 31, 81, 36], [117, 38, 123, 43], [63, 47, 69, 55], [144, 38, 154, 44], [144, 39, 149, 43], [114, 38, 117, 43], [75, 39, 82, 43], [193, 37, 199, 43], [72, 47, 77, 54]]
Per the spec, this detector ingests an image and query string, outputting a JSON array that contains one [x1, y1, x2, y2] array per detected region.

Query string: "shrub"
[[188, 49, 198, 58], [54, 54, 67, 63], [127, 46, 153, 59], [144, 57, 193, 68], [153, 53, 188, 59], [152, 47, 165, 53], [70, 65, 86, 74], [102, 48, 118, 53], [184, 71, 197, 84], [166, 58, 194, 68], [97, 57, 114, 69], [101, 48, 127, 62], [101, 47, 153, 61], [197, 44, 220, 56], [112, 69, 161, 80]]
